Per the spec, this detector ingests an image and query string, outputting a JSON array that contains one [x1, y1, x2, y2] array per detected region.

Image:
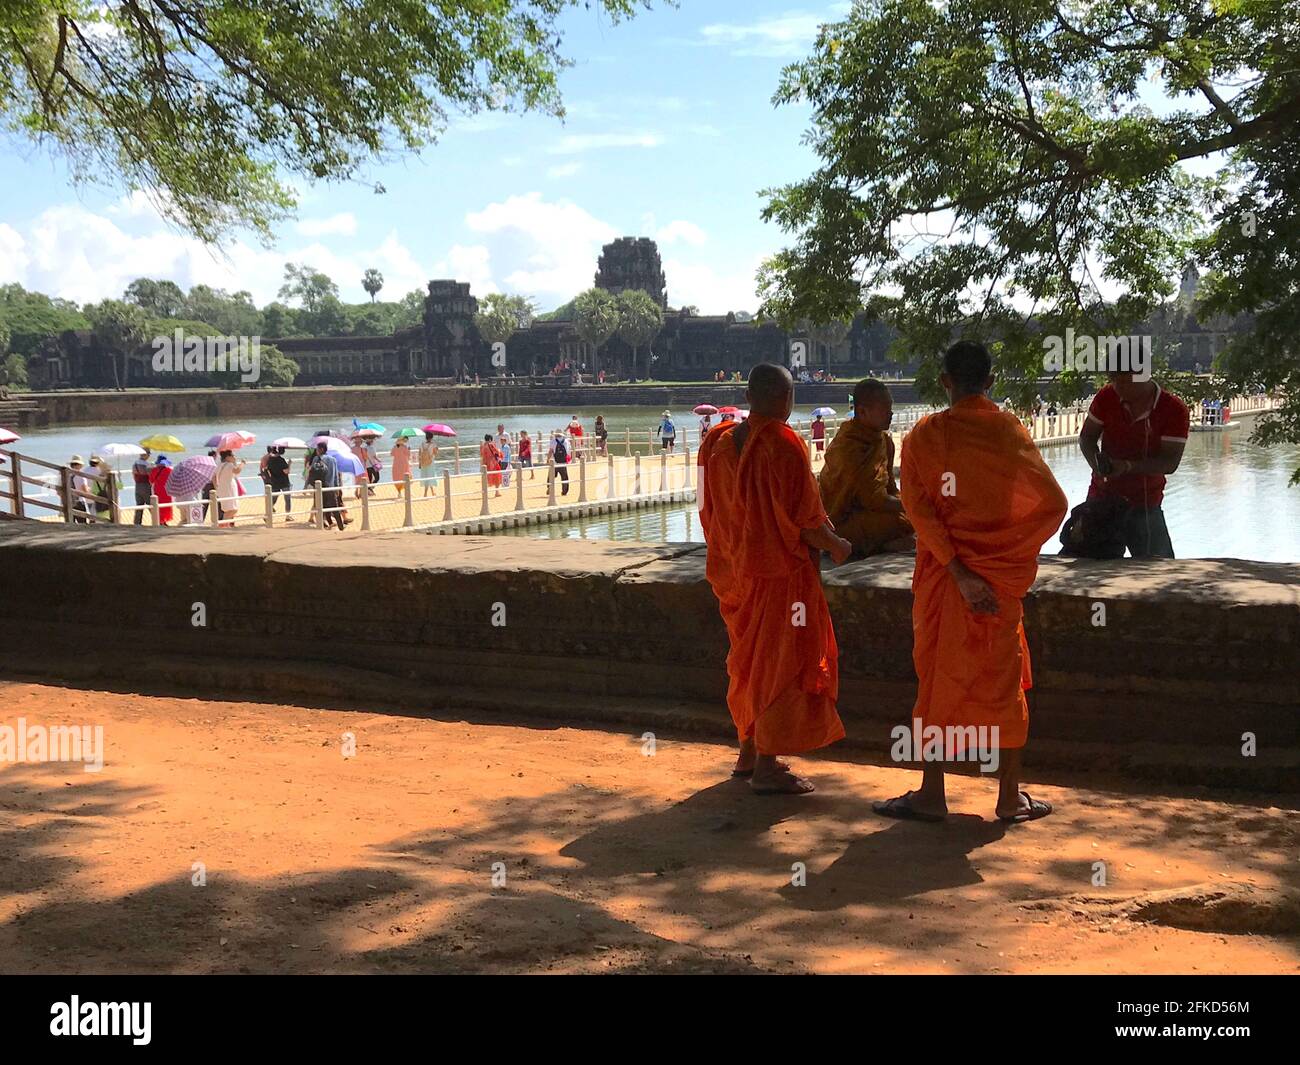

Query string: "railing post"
[[210, 490, 220, 526], [151, 494, 160, 527], [546, 457, 557, 506], [264, 487, 274, 528], [658, 450, 667, 492], [403, 475, 414, 527], [61, 466, 74, 523], [683, 445, 692, 489], [10, 454, 23, 519], [442, 469, 453, 521], [314, 483, 324, 527], [107, 472, 120, 523], [454, 445, 462, 475], [634, 453, 642, 495], [607, 454, 616, 499], [360, 479, 371, 530], [479, 469, 490, 516], [578, 455, 588, 502], [624, 427, 631, 456], [514, 465, 525, 511]]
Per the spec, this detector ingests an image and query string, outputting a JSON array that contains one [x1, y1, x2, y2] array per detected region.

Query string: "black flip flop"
[[999, 791, 1053, 824], [872, 791, 946, 823]]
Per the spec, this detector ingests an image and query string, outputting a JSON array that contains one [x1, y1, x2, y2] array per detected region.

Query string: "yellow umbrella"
[[138, 434, 186, 453]]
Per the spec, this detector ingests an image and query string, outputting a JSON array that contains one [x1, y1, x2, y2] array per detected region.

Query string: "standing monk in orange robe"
[[875, 341, 1067, 823], [698, 363, 852, 794]]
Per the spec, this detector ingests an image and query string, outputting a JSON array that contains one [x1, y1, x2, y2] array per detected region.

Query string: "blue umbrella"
[[812, 406, 837, 418]]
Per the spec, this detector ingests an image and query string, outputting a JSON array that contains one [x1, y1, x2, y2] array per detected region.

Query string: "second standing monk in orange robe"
[[698, 363, 852, 795], [874, 341, 1067, 823]]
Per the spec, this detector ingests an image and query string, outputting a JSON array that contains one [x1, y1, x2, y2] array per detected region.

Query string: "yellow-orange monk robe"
[[818, 418, 914, 554], [698, 415, 844, 755], [900, 395, 1067, 750]]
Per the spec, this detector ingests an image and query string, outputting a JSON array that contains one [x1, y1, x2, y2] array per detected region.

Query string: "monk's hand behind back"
[[947, 558, 1000, 615]]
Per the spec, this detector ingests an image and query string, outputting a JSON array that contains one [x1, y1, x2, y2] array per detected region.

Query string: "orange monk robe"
[[698, 415, 844, 754], [900, 395, 1068, 750], [818, 418, 914, 555]]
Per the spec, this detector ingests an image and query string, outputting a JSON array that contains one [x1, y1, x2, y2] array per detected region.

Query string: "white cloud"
[[699, 6, 850, 58], [547, 132, 664, 155], [655, 220, 708, 247], [547, 162, 583, 179], [465, 192, 618, 304], [295, 212, 358, 238], [663, 254, 764, 314], [0, 224, 29, 285]]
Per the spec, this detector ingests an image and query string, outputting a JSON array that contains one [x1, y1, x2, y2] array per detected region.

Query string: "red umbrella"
[[0, 427, 20, 445], [717, 405, 740, 414], [693, 404, 719, 416], [421, 423, 457, 437]]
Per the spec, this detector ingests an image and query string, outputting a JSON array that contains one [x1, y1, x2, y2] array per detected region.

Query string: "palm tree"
[[362, 269, 384, 303]]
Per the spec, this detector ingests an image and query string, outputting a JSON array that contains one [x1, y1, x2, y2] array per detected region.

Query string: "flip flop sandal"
[[750, 771, 815, 796], [999, 791, 1053, 824], [872, 791, 946, 823], [731, 759, 791, 779]]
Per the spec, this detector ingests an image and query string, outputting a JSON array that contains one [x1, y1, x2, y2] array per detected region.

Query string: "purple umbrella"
[[330, 453, 365, 477], [167, 455, 217, 497]]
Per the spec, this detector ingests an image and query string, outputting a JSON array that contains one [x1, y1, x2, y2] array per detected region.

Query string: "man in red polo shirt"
[[1078, 371, 1189, 558]]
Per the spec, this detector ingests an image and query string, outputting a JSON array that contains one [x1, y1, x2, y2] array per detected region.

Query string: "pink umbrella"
[[0, 427, 20, 445], [205, 430, 256, 451], [421, 423, 457, 437], [693, 404, 719, 416]]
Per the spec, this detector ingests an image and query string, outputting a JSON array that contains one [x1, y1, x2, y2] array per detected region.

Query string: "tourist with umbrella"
[[390, 430, 413, 496], [694, 403, 718, 440], [168, 454, 217, 525], [811, 407, 836, 456], [594, 415, 608, 456], [127, 445, 152, 525], [304, 440, 346, 530], [148, 456, 175, 526]]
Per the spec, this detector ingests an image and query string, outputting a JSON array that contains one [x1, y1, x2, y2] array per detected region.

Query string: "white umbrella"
[[100, 442, 145, 458], [271, 437, 309, 449]]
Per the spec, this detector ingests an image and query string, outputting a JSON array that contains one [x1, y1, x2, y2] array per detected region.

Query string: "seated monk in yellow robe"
[[875, 341, 1067, 824], [819, 378, 916, 556], [698, 363, 852, 794]]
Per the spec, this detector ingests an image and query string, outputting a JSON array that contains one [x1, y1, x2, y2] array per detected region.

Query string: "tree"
[[256, 345, 299, 388], [84, 299, 149, 391], [758, 0, 1300, 468], [0, 353, 27, 391], [362, 269, 384, 303], [260, 302, 298, 338], [0, 284, 89, 354], [474, 293, 538, 350], [124, 279, 186, 319], [1, 2, 652, 242], [572, 288, 621, 376], [183, 286, 260, 336], [279, 264, 339, 315], [616, 289, 664, 379], [394, 289, 428, 331]]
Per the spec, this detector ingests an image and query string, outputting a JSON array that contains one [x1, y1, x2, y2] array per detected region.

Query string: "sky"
[[0, 2, 855, 315]]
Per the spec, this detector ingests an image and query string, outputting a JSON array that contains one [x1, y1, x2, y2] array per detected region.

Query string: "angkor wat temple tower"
[[594, 237, 668, 308]]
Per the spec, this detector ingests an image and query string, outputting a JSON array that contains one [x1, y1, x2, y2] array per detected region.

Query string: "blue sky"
[[0, 2, 852, 314]]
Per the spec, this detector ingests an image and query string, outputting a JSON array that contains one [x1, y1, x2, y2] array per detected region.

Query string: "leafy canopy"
[[759, 0, 1300, 455], [1, 0, 653, 240]]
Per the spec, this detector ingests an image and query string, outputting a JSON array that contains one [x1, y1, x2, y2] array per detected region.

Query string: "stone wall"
[[0, 523, 1295, 790]]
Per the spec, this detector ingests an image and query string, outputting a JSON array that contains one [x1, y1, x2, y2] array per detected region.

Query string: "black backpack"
[[306, 454, 330, 486], [1059, 498, 1131, 559]]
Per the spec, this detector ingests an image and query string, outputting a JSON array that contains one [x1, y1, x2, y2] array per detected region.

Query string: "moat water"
[[9, 403, 1300, 562]]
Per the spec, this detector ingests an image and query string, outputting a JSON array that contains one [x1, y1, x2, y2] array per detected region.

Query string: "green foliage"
[[759, 0, 1300, 462], [475, 293, 538, 345], [256, 344, 298, 388], [0, 283, 89, 354], [124, 278, 187, 318], [616, 288, 664, 377], [0, 353, 27, 390], [84, 298, 149, 389], [572, 288, 620, 349], [362, 269, 384, 302], [1, 1, 653, 241], [183, 285, 261, 336]]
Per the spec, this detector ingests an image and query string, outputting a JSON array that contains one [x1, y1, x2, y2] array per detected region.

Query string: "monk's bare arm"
[[801, 520, 852, 565]]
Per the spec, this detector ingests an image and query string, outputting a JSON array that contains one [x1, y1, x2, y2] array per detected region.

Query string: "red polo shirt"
[[1086, 383, 1189, 508]]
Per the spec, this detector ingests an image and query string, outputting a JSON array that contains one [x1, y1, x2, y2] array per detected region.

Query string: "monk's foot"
[[732, 753, 789, 778], [873, 790, 947, 822], [750, 767, 815, 795], [996, 790, 1052, 823]]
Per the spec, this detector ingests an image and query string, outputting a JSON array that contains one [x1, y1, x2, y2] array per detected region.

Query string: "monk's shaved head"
[[942, 340, 994, 398], [853, 378, 890, 409], [747, 362, 794, 417]]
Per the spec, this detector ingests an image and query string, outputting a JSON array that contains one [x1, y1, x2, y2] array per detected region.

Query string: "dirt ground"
[[1, 679, 1297, 974]]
